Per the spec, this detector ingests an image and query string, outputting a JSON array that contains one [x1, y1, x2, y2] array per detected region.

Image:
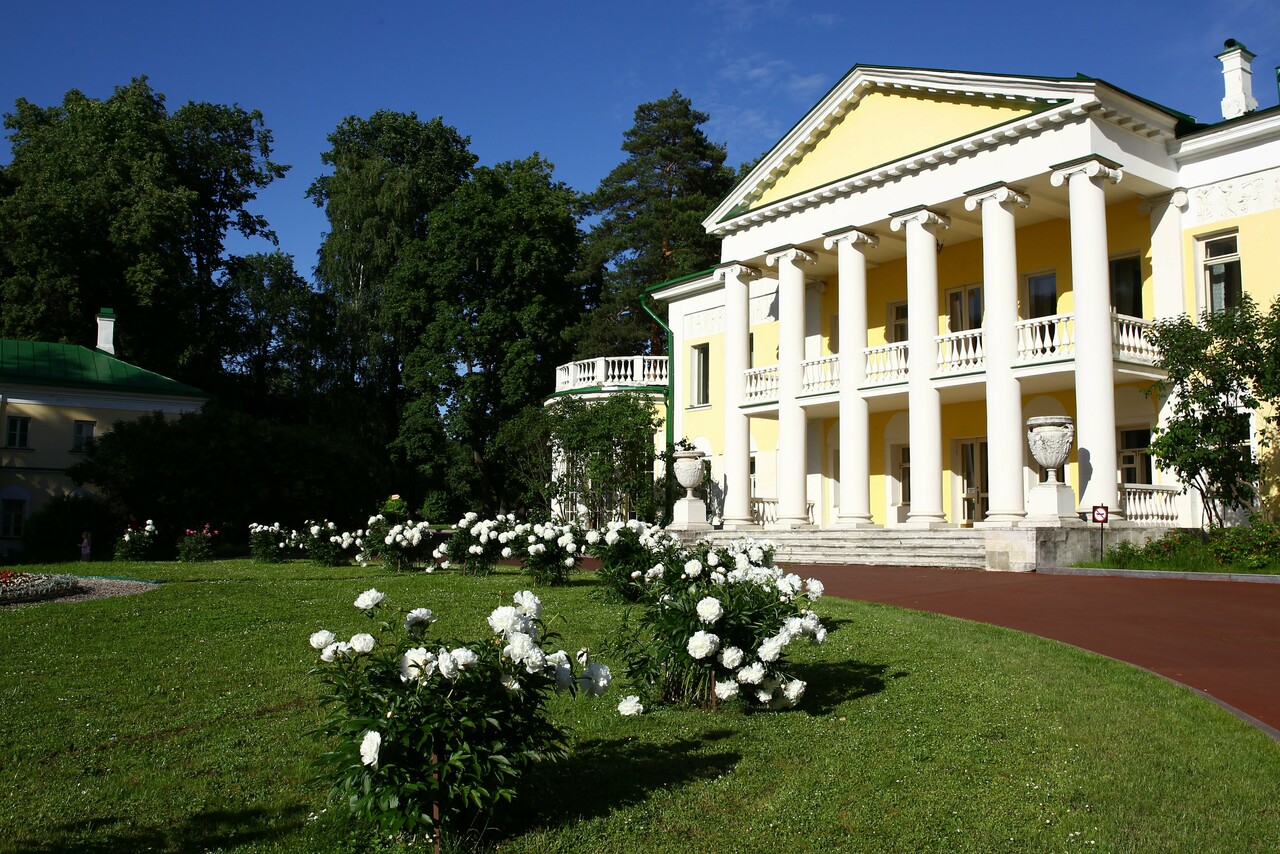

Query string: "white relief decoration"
[[749, 291, 778, 323], [1190, 167, 1280, 225], [684, 306, 725, 337]]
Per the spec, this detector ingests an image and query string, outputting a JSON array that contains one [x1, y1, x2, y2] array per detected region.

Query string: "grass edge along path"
[[0, 560, 1277, 853]]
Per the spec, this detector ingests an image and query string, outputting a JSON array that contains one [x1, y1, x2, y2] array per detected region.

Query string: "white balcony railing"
[[801, 355, 840, 395], [936, 329, 985, 373], [1113, 315, 1159, 365], [555, 356, 668, 392], [744, 365, 780, 402], [750, 498, 816, 525], [1119, 483, 1181, 525], [864, 342, 909, 385], [1015, 313, 1076, 364]]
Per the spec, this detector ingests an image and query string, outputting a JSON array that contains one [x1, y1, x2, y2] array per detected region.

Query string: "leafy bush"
[[308, 588, 610, 840], [301, 520, 349, 567], [20, 493, 122, 563], [519, 520, 585, 586], [587, 519, 684, 602], [249, 522, 294, 563], [115, 520, 164, 561], [612, 536, 824, 710], [436, 513, 514, 576], [1104, 539, 1143, 569], [1208, 519, 1280, 570], [177, 524, 217, 562]]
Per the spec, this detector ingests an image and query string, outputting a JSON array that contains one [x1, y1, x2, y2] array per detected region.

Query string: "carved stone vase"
[[672, 449, 706, 498], [1026, 415, 1074, 483]]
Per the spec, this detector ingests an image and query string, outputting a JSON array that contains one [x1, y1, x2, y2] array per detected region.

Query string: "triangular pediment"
[[709, 66, 1103, 227]]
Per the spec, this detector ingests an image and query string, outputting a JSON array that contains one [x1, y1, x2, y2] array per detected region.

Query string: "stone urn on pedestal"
[[1024, 415, 1080, 524], [669, 448, 711, 531]]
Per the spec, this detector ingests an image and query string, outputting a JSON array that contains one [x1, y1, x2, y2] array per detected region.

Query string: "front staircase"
[[703, 528, 988, 569]]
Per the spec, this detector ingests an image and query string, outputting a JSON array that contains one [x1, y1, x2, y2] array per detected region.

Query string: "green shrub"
[[1208, 519, 1280, 570], [301, 520, 348, 567], [176, 525, 216, 562], [1104, 539, 1143, 568], [20, 493, 122, 563], [115, 520, 165, 561], [249, 523, 293, 563], [587, 519, 683, 602]]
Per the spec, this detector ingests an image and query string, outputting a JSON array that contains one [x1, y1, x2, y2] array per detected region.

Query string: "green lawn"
[[1, 561, 1277, 853]]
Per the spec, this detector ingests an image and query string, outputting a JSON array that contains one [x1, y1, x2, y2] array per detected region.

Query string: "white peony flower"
[[513, 590, 542, 619], [500, 674, 521, 693], [695, 596, 724, 624], [617, 695, 644, 716], [488, 606, 530, 637], [399, 647, 436, 682], [563, 556, 575, 567], [546, 650, 574, 691], [783, 679, 806, 705], [604, 530, 619, 546], [580, 661, 612, 696], [718, 646, 744, 669], [683, 559, 703, 577], [405, 608, 435, 634], [586, 530, 601, 544], [736, 662, 766, 684], [805, 578, 825, 601], [349, 633, 376, 654], [309, 630, 336, 650], [714, 679, 740, 701], [757, 634, 787, 663], [359, 730, 381, 767], [450, 648, 478, 670], [436, 648, 460, 680], [354, 588, 385, 610], [686, 630, 720, 660]]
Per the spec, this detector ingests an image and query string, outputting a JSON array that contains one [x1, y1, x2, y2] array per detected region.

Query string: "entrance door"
[[958, 439, 989, 525]]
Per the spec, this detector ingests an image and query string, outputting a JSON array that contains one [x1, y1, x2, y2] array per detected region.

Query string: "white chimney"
[[96, 308, 116, 355], [1218, 39, 1258, 120]]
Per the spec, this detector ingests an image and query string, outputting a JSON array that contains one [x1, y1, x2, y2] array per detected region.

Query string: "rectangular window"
[[898, 446, 911, 505], [1110, 256, 1143, 318], [828, 313, 839, 355], [1, 499, 25, 538], [1119, 428, 1153, 485], [72, 420, 96, 453], [690, 343, 710, 407], [1204, 234, 1242, 312], [6, 417, 30, 449], [945, 285, 983, 332], [888, 302, 908, 343], [1027, 272, 1057, 318], [748, 333, 755, 369]]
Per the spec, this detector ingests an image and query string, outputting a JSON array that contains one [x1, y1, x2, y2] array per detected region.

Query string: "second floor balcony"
[[743, 312, 1159, 403], [555, 356, 669, 393]]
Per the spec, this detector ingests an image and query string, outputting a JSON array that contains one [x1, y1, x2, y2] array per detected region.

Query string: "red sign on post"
[[1091, 505, 1109, 524]]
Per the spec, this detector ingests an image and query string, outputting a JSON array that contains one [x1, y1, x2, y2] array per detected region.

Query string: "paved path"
[[792, 564, 1280, 737]]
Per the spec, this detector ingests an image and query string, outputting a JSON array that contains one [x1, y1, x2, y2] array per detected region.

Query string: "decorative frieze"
[[684, 306, 725, 338], [1188, 166, 1280, 225]]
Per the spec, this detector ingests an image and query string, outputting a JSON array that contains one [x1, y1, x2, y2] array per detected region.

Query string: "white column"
[[823, 227, 878, 527], [766, 246, 817, 526], [890, 207, 949, 527], [1050, 157, 1123, 517], [965, 185, 1029, 525], [720, 263, 759, 529]]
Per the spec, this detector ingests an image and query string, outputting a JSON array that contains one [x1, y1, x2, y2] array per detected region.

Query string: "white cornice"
[[1172, 109, 1280, 164], [649, 271, 722, 302]]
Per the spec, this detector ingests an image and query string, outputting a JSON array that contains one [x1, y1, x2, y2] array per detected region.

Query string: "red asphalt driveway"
[[792, 564, 1280, 736]]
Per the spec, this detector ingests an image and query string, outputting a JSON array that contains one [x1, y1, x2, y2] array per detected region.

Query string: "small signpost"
[[1092, 504, 1109, 562]]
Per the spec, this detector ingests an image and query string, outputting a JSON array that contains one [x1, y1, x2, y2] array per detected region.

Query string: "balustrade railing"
[[864, 342, 909, 385], [1112, 314, 1158, 364], [801, 355, 840, 394], [554, 356, 668, 392], [936, 329, 985, 373], [744, 365, 780, 402], [1119, 483, 1181, 525], [750, 498, 816, 525], [1015, 314, 1075, 364]]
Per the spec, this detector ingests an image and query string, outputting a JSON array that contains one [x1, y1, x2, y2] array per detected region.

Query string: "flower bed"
[[0, 570, 82, 604]]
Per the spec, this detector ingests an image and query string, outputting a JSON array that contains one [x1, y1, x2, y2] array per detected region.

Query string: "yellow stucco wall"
[[752, 90, 1039, 210]]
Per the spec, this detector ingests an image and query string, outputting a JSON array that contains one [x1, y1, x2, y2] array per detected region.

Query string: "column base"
[[768, 518, 814, 530], [832, 514, 878, 529], [720, 516, 758, 531], [979, 512, 1027, 528], [903, 513, 949, 530]]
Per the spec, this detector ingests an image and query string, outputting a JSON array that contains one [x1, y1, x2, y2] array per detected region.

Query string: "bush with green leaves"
[[612, 537, 824, 710], [586, 519, 684, 602], [115, 520, 163, 561], [248, 522, 294, 563], [434, 513, 514, 576], [308, 588, 611, 841], [301, 520, 349, 567], [176, 524, 217, 562], [518, 520, 585, 586], [1207, 519, 1280, 570]]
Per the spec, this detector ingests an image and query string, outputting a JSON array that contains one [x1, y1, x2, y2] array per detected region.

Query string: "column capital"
[[1049, 155, 1122, 188], [715, 262, 762, 282], [1138, 188, 1189, 215], [963, 182, 1030, 212], [822, 227, 879, 251], [889, 206, 951, 233], [764, 245, 817, 268]]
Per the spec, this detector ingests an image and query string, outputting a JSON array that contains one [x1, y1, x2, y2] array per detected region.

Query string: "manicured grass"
[[2, 561, 1277, 853]]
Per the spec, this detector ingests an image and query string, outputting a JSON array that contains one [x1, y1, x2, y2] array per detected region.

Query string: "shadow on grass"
[[502, 729, 741, 835], [792, 658, 895, 715], [12, 804, 308, 853]]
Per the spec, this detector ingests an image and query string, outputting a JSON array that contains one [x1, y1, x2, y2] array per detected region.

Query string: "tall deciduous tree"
[[1148, 295, 1280, 528], [396, 155, 584, 512], [573, 90, 736, 356], [0, 78, 286, 385]]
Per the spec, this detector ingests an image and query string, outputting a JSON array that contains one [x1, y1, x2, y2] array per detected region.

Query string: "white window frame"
[[72, 420, 96, 453], [887, 301, 908, 344], [689, 343, 710, 408], [944, 284, 984, 332], [1201, 232, 1242, 313]]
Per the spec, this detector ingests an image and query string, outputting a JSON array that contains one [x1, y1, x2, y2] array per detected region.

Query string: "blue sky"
[[4, 0, 1278, 279]]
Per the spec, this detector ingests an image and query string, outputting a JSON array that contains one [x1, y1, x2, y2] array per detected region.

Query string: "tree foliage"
[[1148, 295, 1280, 528], [573, 90, 736, 356], [0, 78, 286, 386]]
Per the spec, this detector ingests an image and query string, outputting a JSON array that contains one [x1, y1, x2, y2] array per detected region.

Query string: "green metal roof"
[[0, 340, 208, 398]]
